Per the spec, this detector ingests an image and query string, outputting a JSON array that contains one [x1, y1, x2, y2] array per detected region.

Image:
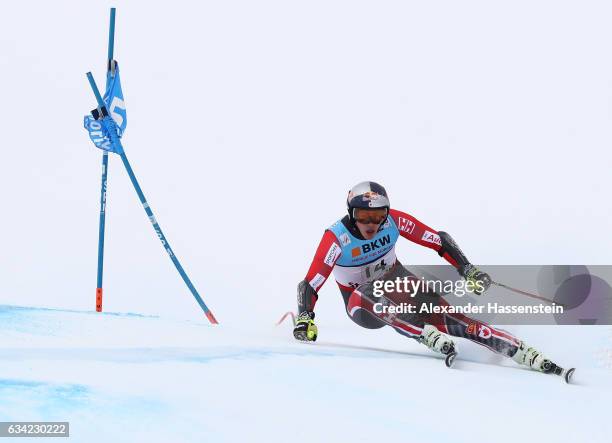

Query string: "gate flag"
[[83, 62, 126, 153]]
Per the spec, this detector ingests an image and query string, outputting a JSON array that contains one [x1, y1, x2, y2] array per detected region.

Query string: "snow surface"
[[1, 0, 612, 320], [0, 304, 610, 442]]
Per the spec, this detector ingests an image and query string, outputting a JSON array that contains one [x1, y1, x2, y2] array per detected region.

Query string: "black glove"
[[293, 311, 318, 342], [461, 264, 492, 295]]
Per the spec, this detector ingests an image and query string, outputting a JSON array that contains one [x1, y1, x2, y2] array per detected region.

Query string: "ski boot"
[[512, 341, 575, 383], [420, 324, 457, 368]]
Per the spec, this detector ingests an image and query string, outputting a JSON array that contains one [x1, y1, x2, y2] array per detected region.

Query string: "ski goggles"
[[354, 208, 388, 225]]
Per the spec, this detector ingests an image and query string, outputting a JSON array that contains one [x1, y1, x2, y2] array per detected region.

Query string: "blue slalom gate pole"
[[95, 7, 116, 312], [86, 72, 219, 324], [107, 8, 115, 63]]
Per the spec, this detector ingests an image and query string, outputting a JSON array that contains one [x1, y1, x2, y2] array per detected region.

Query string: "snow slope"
[[0, 304, 610, 442]]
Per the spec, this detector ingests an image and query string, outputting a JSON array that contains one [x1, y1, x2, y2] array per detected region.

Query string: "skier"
[[294, 181, 569, 378]]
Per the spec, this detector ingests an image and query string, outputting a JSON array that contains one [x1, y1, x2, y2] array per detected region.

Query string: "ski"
[[444, 349, 457, 368], [275, 311, 573, 381], [563, 368, 576, 383], [543, 360, 575, 384], [554, 366, 576, 384]]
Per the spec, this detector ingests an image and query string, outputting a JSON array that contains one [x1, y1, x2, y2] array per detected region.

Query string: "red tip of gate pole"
[[205, 311, 219, 325], [96, 288, 103, 312]]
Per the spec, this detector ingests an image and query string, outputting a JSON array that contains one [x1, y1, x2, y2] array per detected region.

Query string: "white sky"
[[0, 1, 610, 325]]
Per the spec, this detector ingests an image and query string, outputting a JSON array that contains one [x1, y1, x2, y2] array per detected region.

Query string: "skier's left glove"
[[461, 264, 492, 295], [293, 311, 318, 342]]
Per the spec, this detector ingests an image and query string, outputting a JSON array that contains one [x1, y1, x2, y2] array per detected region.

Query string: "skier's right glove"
[[293, 311, 318, 342]]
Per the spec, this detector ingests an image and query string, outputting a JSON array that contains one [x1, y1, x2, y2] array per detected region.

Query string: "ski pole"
[[276, 311, 296, 326], [86, 72, 219, 324], [491, 280, 565, 308]]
